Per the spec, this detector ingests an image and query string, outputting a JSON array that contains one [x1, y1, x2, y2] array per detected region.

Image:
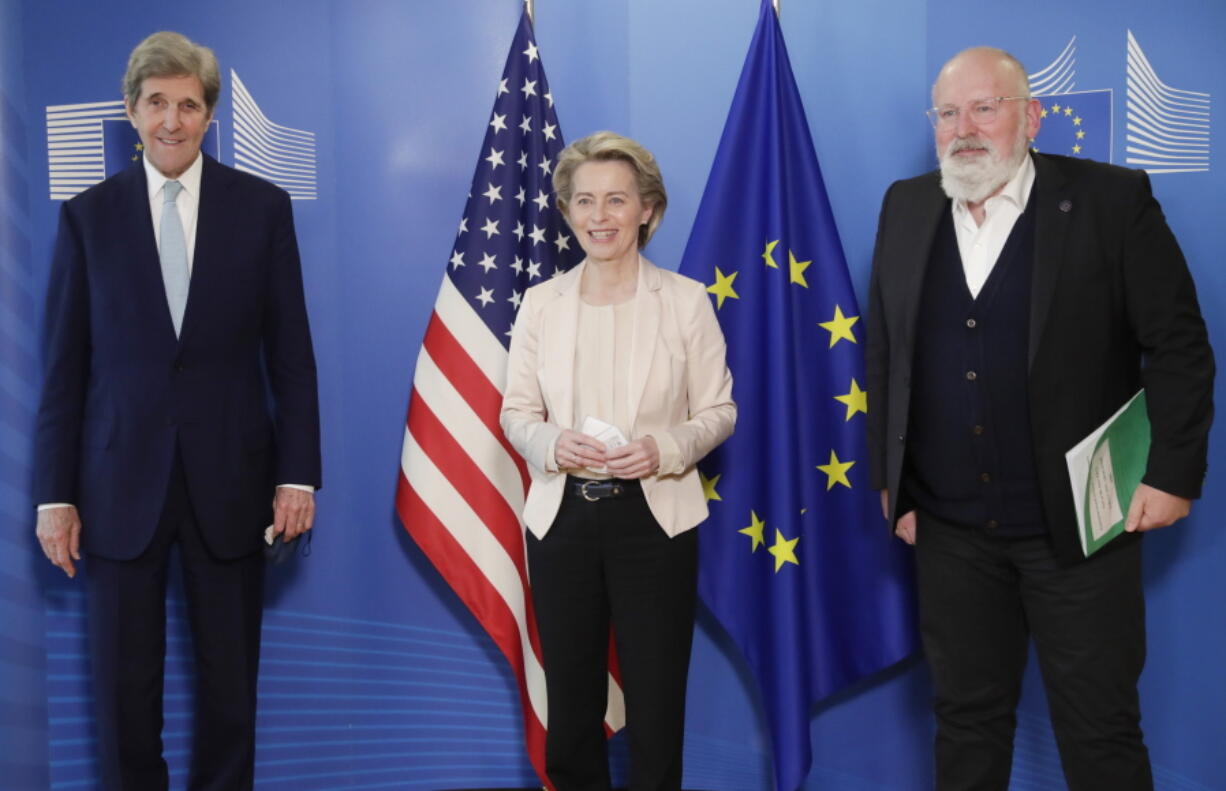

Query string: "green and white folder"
[[1064, 390, 1151, 557]]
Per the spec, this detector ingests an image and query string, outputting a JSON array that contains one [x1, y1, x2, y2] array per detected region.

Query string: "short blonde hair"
[[123, 31, 221, 113], [553, 131, 667, 248]]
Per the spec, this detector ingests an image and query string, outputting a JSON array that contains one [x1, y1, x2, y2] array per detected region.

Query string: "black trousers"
[[86, 453, 265, 791], [526, 482, 698, 791], [914, 512, 1151, 791]]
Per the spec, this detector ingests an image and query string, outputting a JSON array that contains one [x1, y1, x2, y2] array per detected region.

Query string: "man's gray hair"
[[122, 31, 221, 113]]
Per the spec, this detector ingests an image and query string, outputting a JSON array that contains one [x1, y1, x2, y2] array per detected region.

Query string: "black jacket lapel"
[[1028, 153, 1072, 370], [896, 174, 948, 358]]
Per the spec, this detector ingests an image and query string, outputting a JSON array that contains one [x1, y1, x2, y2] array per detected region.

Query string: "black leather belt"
[[565, 476, 641, 501]]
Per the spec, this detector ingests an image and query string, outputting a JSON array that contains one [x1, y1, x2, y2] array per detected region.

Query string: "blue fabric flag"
[[678, 3, 918, 789], [1031, 90, 1113, 163]]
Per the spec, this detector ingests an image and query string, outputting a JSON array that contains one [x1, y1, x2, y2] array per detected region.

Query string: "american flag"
[[395, 10, 621, 785]]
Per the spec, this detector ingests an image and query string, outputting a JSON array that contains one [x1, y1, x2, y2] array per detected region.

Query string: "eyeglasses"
[[926, 96, 1030, 129]]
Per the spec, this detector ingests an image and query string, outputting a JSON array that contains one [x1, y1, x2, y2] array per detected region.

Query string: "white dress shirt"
[[951, 155, 1035, 298], [143, 152, 203, 273]]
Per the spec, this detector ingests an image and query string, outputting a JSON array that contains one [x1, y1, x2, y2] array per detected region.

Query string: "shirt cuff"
[[653, 432, 684, 477], [37, 503, 74, 512], [277, 484, 315, 493]]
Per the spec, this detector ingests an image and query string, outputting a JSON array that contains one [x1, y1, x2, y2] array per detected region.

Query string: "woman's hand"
[[555, 429, 607, 471], [605, 436, 659, 479]]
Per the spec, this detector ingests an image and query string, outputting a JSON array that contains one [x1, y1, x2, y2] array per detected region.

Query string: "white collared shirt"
[[951, 155, 1035, 298], [143, 152, 203, 273]]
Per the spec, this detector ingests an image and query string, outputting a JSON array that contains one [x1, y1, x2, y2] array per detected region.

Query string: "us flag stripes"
[[395, 10, 622, 786]]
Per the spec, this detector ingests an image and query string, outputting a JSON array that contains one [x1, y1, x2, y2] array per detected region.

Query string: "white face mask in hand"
[[581, 416, 628, 474]]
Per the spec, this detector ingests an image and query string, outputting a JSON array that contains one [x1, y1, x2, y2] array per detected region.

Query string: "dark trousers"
[[914, 512, 1151, 791], [526, 484, 698, 791], [86, 453, 265, 791]]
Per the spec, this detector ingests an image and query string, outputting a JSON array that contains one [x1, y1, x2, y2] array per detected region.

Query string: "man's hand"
[[1125, 483, 1191, 533], [272, 487, 315, 543], [894, 509, 918, 545], [606, 436, 660, 480], [36, 506, 82, 578], [880, 489, 917, 544]]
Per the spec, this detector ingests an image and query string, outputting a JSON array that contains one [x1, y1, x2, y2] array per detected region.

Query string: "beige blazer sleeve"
[[500, 284, 562, 474], [655, 277, 736, 475]]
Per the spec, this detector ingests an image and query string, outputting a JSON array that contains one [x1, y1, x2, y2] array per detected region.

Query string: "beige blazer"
[[501, 256, 736, 539]]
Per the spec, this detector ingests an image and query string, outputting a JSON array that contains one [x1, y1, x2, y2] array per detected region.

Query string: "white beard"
[[939, 129, 1028, 204]]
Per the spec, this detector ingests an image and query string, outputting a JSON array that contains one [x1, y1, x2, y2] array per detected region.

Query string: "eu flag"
[[1031, 90, 1113, 163], [678, 3, 918, 789]]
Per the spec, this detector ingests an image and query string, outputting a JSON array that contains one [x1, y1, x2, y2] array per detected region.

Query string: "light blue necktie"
[[159, 180, 189, 336]]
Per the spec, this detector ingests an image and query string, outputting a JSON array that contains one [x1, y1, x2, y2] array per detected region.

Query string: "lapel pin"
[[1059, 200, 1072, 213]]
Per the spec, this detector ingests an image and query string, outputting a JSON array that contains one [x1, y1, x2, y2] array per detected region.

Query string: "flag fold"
[[679, 3, 919, 789]]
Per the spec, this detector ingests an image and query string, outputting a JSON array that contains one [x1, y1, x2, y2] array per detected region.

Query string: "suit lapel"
[[179, 155, 230, 345], [122, 163, 183, 345], [895, 176, 947, 359], [1028, 153, 1071, 370], [626, 256, 661, 423], [542, 262, 583, 430]]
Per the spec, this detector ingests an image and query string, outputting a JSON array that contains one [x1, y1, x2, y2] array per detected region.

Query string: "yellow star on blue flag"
[[1031, 90, 1111, 162]]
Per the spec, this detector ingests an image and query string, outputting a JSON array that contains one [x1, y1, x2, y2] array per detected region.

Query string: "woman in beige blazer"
[[501, 132, 735, 791]]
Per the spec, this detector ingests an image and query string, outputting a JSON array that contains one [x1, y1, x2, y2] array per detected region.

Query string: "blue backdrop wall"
[[1, 1, 1222, 789]]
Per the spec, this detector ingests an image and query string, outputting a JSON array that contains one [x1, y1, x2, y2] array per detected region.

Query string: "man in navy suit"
[[33, 31, 321, 790], [867, 47, 1213, 790]]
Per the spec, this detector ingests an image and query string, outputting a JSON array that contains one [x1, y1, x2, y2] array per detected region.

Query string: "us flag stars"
[[444, 31, 583, 333]]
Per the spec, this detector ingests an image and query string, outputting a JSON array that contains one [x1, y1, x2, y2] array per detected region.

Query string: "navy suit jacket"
[[866, 153, 1214, 564], [34, 155, 321, 560]]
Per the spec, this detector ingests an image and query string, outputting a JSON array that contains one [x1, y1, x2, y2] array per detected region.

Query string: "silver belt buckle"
[[580, 480, 600, 502]]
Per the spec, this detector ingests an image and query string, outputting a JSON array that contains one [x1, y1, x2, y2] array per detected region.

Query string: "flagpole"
[[525, 0, 534, 23], [772, 0, 780, 16]]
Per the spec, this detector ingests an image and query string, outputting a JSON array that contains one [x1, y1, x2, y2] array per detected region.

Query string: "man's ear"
[[1024, 98, 1042, 141]]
